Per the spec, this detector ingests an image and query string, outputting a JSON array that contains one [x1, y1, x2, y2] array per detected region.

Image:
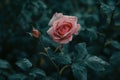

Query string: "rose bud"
[[47, 12, 81, 44], [32, 27, 40, 38]]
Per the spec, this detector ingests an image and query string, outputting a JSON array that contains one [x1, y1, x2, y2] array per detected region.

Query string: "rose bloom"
[[47, 12, 81, 44]]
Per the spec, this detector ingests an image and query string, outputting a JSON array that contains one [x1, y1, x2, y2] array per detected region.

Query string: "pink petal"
[[60, 35, 73, 44], [48, 12, 63, 26], [64, 16, 77, 22], [54, 35, 73, 44], [74, 24, 81, 35], [47, 27, 61, 40]]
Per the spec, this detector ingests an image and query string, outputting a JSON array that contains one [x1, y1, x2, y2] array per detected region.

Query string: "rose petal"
[[62, 23, 77, 37], [48, 12, 63, 26], [47, 27, 61, 40], [64, 16, 77, 22], [52, 16, 78, 37], [54, 35, 73, 44], [59, 35, 73, 44], [52, 16, 77, 30], [74, 24, 81, 35], [61, 16, 78, 34]]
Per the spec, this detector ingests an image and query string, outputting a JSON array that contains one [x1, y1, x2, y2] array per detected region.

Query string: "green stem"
[[54, 44, 62, 52], [54, 44, 64, 54], [39, 37, 48, 54], [59, 65, 70, 75], [39, 52, 59, 71], [38, 38, 59, 73]]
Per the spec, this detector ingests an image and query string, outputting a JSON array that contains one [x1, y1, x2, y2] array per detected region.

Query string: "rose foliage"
[[0, 0, 120, 80]]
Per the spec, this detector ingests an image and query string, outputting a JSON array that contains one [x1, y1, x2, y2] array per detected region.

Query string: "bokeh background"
[[0, 0, 120, 80]]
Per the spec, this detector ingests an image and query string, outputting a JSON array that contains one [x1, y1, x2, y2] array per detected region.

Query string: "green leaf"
[[79, 28, 97, 42], [15, 58, 32, 71], [52, 53, 71, 65], [114, 8, 120, 26], [29, 68, 46, 77], [71, 63, 87, 80], [100, 3, 113, 14], [110, 51, 120, 66], [85, 56, 109, 71], [41, 35, 58, 47], [8, 74, 27, 80], [0, 59, 11, 69], [110, 41, 120, 50], [74, 43, 88, 61]]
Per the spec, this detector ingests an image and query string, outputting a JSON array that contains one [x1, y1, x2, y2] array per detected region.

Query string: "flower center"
[[57, 23, 72, 35]]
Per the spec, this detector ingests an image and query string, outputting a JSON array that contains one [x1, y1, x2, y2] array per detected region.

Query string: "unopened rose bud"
[[32, 28, 40, 38]]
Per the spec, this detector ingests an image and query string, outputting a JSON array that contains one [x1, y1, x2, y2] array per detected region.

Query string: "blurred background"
[[0, 0, 120, 80]]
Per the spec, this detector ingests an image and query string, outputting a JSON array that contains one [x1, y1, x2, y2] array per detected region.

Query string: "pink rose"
[[47, 12, 81, 44]]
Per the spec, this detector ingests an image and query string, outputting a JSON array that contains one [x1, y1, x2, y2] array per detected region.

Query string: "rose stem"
[[59, 65, 70, 75], [39, 52, 59, 72], [54, 44, 62, 52], [38, 37, 59, 73], [54, 44, 64, 54], [39, 37, 48, 54]]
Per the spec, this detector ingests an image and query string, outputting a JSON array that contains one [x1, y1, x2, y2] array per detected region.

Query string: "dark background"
[[0, 0, 120, 80]]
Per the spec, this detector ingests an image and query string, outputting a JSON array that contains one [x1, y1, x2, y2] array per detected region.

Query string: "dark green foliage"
[[110, 41, 120, 50], [29, 68, 46, 79], [74, 43, 88, 62], [72, 63, 87, 80], [52, 53, 71, 65], [0, 0, 120, 80], [0, 59, 11, 69], [110, 51, 120, 66], [15, 58, 32, 71], [8, 74, 27, 80], [85, 56, 109, 71]]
